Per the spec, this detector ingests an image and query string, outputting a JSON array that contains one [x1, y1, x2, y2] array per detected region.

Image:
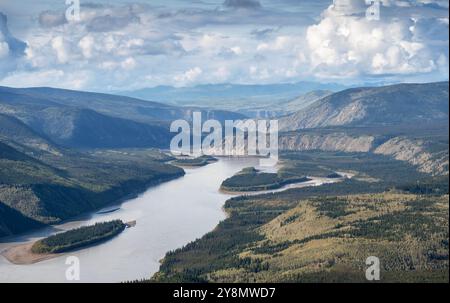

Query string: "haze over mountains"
[[122, 82, 347, 117]]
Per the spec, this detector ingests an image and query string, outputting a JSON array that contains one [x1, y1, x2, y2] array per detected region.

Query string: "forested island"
[[220, 167, 310, 192], [31, 220, 127, 254], [172, 155, 218, 167]]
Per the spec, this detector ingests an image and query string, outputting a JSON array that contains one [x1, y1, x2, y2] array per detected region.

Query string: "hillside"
[[152, 151, 449, 283], [0, 113, 62, 155], [0, 86, 245, 149], [239, 90, 332, 118], [279, 82, 449, 131], [279, 123, 449, 176], [0, 86, 246, 124], [0, 137, 184, 236]]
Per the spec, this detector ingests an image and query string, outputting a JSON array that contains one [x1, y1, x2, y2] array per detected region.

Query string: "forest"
[[31, 220, 126, 254], [221, 167, 310, 192], [151, 152, 449, 283]]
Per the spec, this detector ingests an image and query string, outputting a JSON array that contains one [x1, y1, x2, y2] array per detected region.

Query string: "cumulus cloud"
[[303, 0, 449, 78], [174, 67, 203, 85], [0, 1, 447, 90]]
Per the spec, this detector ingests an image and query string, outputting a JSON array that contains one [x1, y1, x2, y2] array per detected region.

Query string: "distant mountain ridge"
[[279, 82, 449, 131], [0, 86, 245, 149], [123, 82, 347, 103], [121, 82, 348, 116]]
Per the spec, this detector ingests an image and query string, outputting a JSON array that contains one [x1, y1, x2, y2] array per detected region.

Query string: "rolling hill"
[[279, 82, 449, 131], [0, 86, 245, 149]]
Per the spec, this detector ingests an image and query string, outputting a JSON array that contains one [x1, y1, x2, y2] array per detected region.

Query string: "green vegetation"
[[0, 143, 185, 235], [172, 155, 218, 167], [31, 220, 126, 254], [152, 151, 449, 283], [152, 192, 449, 283], [221, 167, 310, 192]]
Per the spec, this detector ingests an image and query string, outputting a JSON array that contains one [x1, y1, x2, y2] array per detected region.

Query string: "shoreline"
[[219, 176, 344, 196], [1, 221, 137, 265], [1, 242, 60, 265], [0, 172, 184, 244]]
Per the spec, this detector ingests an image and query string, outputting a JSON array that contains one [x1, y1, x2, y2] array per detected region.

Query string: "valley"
[[0, 0, 448, 287], [0, 81, 448, 283], [152, 152, 449, 283]]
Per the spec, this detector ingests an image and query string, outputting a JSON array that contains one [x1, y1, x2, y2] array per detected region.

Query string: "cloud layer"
[[0, 0, 447, 91]]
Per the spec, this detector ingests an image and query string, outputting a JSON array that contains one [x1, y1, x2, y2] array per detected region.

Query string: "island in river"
[[171, 155, 218, 168], [220, 167, 312, 193], [2, 220, 134, 265]]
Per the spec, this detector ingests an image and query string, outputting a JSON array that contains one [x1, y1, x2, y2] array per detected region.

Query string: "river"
[[0, 158, 341, 283]]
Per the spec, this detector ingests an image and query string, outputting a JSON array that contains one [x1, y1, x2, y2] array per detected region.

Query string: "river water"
[[0, 158, 340, 283]]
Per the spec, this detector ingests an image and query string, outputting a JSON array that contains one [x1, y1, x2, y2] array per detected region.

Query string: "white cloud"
[[0, 41, 9, 58], [0, 69, 89, 89], [121, 57, 136, 70], [0, 1, 447, 90], [51, 36, 70, 64], [174, 67, 203, 85], [79, 35, 95, 59], [304, 0, 447, 78]]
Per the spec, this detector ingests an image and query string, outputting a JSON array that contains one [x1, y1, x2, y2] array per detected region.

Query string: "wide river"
[[0, 158, 339, 283]]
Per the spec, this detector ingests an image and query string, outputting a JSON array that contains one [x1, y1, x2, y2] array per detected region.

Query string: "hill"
[[279, 82, 449, 131], [0, 86, 245, 149]]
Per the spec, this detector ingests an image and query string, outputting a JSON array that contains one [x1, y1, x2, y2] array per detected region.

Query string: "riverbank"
[[0, 158, 262, 282], [1, 242, 58, 265], [219, 176, 343, 195], [1, 221, 137, 265], [0, 171, 184, 243], [171, 155, 218, 168]]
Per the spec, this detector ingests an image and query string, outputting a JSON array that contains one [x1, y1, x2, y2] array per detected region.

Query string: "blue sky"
[[0, 0, 448, 92]]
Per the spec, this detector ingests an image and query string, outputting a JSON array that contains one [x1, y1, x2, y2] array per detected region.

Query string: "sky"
[[0, 0, 448, 92]]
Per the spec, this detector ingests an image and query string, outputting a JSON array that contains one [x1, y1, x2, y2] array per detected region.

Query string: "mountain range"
[[0, 86, 245, 149], [121, 82, 348, 117], [0, 81, 448, 238]]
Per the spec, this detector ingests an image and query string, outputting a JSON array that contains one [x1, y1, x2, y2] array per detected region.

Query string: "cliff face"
[[279, 132, 449, 176], [374, 137, 449, 176], [279, 133, 374, 153]]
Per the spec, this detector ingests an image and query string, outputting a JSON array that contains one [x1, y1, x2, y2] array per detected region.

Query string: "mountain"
[[275, 90, 332, 115], [228, 90, 333, 118], [0, 86, 245, 149], [18, 107, 172, 149], [124, 82, 346, 102], [121, 82, 347, 113], [1, 86, 246, 123], [279, 82, 449, 131], [279, 122, 449, 176], [0, 196, 44, 238], [0, 113, 62, 155]]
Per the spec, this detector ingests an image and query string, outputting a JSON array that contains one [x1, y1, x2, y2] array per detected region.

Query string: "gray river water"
[[0, 158, 340, 283]]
